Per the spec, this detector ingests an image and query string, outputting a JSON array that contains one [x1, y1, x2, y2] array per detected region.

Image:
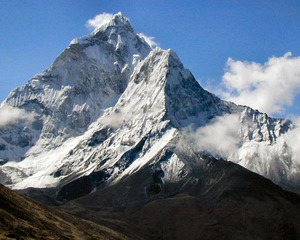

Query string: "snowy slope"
[[1, 12, 150, 158], [0, 13, 298, 195]]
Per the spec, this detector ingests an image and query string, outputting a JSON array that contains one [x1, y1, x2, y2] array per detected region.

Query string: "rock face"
[[0, 12, 299, 199]]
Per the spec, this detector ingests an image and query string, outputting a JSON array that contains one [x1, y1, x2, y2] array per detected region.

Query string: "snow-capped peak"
[[91, 12, 131, 34], [70, 12, 135, 46]]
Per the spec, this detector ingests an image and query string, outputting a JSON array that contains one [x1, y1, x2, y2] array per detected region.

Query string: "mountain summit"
[[0, 13, 299, 198]]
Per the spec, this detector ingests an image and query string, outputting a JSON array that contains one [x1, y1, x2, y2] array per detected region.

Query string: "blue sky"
[[1, 0, 299, 118]]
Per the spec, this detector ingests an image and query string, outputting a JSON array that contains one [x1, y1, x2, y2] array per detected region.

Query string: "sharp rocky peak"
[[99, 12, 130, 29], [70, 12, 146, 51], [91, 12, 132, 34], [130, 47, 233, 127]]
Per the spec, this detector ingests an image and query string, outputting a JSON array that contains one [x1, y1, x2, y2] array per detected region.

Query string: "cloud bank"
[[85, 12, 114, 30], [220, 52, 300, 115], [0, 105, 36, 127], [183, 114, 242, 159]]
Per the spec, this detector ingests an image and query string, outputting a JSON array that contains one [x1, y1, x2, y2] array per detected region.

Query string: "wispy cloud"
[[85, 12, 114, 30], [0, 105, 36, 127], [284, 117, 300, 166], [219, 52, 300, 115], [183, 114, 242, 159], [138, 33, 158, 49], [99, 110, 125, 129]]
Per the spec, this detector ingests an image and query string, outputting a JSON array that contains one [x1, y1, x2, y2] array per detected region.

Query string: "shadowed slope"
[[0, 184, 130, 240], [62, 152, 300, 240]]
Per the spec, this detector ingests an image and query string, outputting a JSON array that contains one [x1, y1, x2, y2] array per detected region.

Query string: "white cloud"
[[138, 33, 158, 49], [220, 52, 300, 115], [100, 110, 125, 129], [284, 117, 300, 166], [85, 12, 114, 30], [183, 114, 242, 159], [0, 105, 36, 127]]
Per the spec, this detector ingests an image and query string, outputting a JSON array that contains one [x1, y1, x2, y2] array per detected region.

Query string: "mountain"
[[0, 12, 299, 199], [0, 183, 130, 240]]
